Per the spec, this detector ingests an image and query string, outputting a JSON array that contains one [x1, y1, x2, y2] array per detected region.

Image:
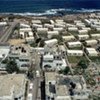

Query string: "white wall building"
[[67, 50, 83, 56], [32, 23, 43, 28], [0, 45, 10, 70], [37, 28, 48, 34], [78, 34, 89, 40], [47, 31, 59, 38], [44, 24, 54, 29], [85, 39, 98, 46], [32, 20, 41, 24], [82, 27, 91, 31], [91, 34, 100, 39], [85, 48, 98, 56], [0, 22, 7, 26], [53, 27, 64, 32], [45, 39, 58, 47], [68, 27, 78, 31], [19, 28, 33, 39], [62, 35, 75, 42], [45, 72, 91, 100], [20, 23, 30, 28], [8, 45, 31, 70], [76, 23, 85, 28], [67, 41, 82, 48], [43, 53, 67, 70], [78, 30, 88, 34]]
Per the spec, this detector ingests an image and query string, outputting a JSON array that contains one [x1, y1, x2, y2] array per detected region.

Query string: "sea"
[[0, 0, 100, 16]]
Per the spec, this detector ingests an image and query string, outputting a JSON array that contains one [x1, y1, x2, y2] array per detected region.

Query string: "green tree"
[[52, 35, 63, 44], [59, 67, 70, 75], [78, 60, 88, 69], [63, 67, 70, 75], [6, 59, 19, 73]]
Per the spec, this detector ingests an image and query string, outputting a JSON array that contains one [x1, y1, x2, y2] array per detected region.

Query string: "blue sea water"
[[0, 0, 100, 15]]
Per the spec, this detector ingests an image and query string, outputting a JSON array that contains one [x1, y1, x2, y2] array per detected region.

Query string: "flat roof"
[[91, 34, 100, 36], [85, 39, 97, 43], [67, 50, 83, 53], [45, 39, 58, 44], [59, 45, 66, 51], [0, 74, 26, 96], [78, 34, 89, 37], [0, 46, 10, 58], [86, 48, 98, 54], [56, 85, 68, 96], [68, 41, 82, 45], [62, 35, 75, 38], [45, 72, 56, 82]]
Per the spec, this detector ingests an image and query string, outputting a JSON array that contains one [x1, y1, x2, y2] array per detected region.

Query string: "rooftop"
[[0, 45, 10, 59], [0, 74, 26, 96], [45, 72, 56, 83]]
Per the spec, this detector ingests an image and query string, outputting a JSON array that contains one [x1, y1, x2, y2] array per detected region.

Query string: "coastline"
[[0, 8, 100, 17]]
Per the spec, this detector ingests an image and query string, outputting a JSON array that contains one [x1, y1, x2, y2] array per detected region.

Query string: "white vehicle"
[[28, 93, 32, 100], [29, 83, 33, 90], [36, 70, 40, 77]]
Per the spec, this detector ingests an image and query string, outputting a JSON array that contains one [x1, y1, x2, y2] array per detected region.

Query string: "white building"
[[37, 28, 48, 34], [76, 23, 85, 28], [74, 20, 82, 24], [44, 24, 54, 29], [20, 28, 32, 32], [45, 39, 58, 47], [0, 45, 10, 61], [96, 27, 100, 31], [67, 50, 83, 56], [25, 37, 34, 43], [47, 31, 59, 38], [32, 20, 41, 24], [55, 23, 66, 28], [67, 41, 82, 48], [68, 27, 78, 31], [78, 34, 89, 40], [78, 30, 88, 34], [19, 28, 33, 38], [32, 23, 42, 28], [85, 39, 98, 46], [0, 45, 10, 70], [59, 45, 66, 58], [82, 27, 91, 31], [43, 52, 67, 70], [91, 34, 100, 39], [32, 47, 44, 55], [50, 20, 55, 24], [62, 35, 75, 42], [53, 27, 63, 32], [0, 22, 7, 26], [8, 45, 31, 70], [20, 23, 30, 28], [85, 48, 98, 56], [55, 19, 64, 23], [0, 74, 26, 100], [84, 19, 91, 25], [45, 72, 91, 100]]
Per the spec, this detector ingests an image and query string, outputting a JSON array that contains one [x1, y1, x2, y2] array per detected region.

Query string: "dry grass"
[[8, 39, 25, 45]]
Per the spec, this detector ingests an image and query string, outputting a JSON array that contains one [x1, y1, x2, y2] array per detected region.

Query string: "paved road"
[[0, 21, 19, 43], [31, 51, 41, 100]]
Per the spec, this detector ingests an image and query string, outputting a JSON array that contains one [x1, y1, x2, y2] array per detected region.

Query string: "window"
[[56, 63, 58, 66], [51, 97, 54, 100], [14, 98, 18, 100]]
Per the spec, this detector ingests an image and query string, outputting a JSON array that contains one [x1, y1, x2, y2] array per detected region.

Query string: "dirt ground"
[[8, 39, 25, 45]]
